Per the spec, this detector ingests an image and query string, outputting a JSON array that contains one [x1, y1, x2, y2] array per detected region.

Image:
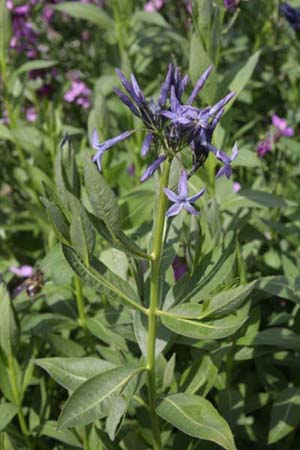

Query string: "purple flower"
[[257, 137, 272, 158], [272, 114, 294, 137], [280, 2, 300, 31], [91, 129, 133, 171], [163, 170, 205, 216], [216, 142, 238, 179], [10, 265, 34, 278], [140, 155, 167, 182], [224, 0, 240, 10], [172, 255, 187, 281]]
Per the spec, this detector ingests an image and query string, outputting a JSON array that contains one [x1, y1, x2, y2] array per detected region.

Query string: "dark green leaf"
[[268, 388, 300, 444], [0, 403, 18, 431], [0, 284, 19, 356]]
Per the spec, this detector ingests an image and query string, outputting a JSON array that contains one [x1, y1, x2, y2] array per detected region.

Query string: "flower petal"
[[140, 155, 167, 182], [166, 203, 184, 217], [210, 92, 235, 116], [187, 188, 205, 203], [178, 170, 188, 198], [114, 87, 140, 117], [91, 128, 100, 149], [141, 133, 153, 157], [184, 202, 201, 215], [163, 188, 180, 203], [187, 65, 213, 105], [231, 142, 238, 161]]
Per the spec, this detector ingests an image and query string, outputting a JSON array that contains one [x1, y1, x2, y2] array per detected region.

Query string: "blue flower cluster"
[[91, 64, 238, 216]]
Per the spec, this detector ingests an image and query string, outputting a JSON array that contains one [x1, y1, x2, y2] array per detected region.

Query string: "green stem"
[[74, 276, 87, 328], [7, 354, 31, 447], [147, 159, 171, 450]]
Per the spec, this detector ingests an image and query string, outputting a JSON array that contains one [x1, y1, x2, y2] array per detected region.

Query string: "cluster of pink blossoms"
[[64, 73, 92, 109], [257, 114, 294, 157]]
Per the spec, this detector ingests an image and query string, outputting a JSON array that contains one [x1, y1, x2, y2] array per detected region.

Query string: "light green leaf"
[[0, 123, 14, 142], [161, 303, 248, 340], [58, 366, 141, 429], [16, 60, 57, 75], [0, 0, 11, 61], [237, 328, 300, 350], [38, 421, 82, 448], [105, 396, 127, 441], [41, 197, 70, 246], [221, 190, 287, 212], [163, 354, 176, 391], [268, 388, 300, 444], [228, 51, 260, 98], [199, 282, 256, 320], [0, 403, 18, 431], [257, 276, 298, 302], [133, 312, 171, 358], [35, 357, 115, 392], [54, 2, 114, 30], [0, 284, 19, 356], [156, 393, 237, 450], [85, 160, 121, 236]]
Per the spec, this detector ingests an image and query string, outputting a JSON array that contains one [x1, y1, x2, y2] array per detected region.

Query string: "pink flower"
[[25, 106, 37, 122], [233, 182, 241, 193], [10, 265, 34, 277], [64, 79, 91, 109], [272, 114, 294, 137], [144, 0, 164, 12]]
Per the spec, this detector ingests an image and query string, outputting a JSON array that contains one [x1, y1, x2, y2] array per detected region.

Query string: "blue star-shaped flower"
[[163, 170, 205, 217]]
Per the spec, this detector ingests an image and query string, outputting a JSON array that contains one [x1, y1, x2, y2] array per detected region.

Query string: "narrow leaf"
[[0, 284, 19, 356], [268, 388, 300, 444]]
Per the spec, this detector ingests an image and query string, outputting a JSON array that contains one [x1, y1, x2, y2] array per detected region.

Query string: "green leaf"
[[86, 317, 127, 350], [69, 195, 95, 264], [16, 60, 57, 75], [54, 2, 114, 30], [35, 357, 115, 392], [163, 354, 176, 391], [199, 281, 256, 320], [161, 303, 248, 340], [41, 197, 70, 245], [62, 245, 145, 313], [57, 366, 141, 429], [38, 421, 81, 448], [0, 123, 14, 142], [268, 388, 300, 444], [237, 328, 300, 350], [85, 160, 121, 236], [257, 276, 298, 302], [156, 393, 237, 450], [0, 403, 18, 431], [88, 212, 150, 260], [221, 190, 287, 212], [228, 51, 260, 98], [105, 396, 127, 441], [0, 284, 19, 356]]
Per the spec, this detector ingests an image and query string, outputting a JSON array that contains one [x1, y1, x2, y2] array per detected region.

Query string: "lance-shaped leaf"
[[199, 281, 256, 320], [0, 284, 20, 357], [41, 197, 70, 246], [58, 366, 142, 429], [88, 212, 151, 260], [156, 393, 237, 450], [62, 246, 146, 314], [161, 302, 249, 340], [54, 2, 114, 31], [55, 137, 80, 205], [35, 357, 115, 392], [69, 195, 95, 264], [0, 0, 11, 62], [105, 396, 127, 441], [85, 160, 121, 236]]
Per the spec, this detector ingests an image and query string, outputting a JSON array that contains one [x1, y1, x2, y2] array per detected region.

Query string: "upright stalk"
[[147, 159, 171, 450], [74, 276, 87, 328]]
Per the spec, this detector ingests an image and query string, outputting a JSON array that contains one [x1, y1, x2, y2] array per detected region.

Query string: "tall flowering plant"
[[39, 64, 256, 450]]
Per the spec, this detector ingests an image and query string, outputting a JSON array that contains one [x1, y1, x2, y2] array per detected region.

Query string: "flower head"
[[163, 170, 205, 216], [10, 265, 34, 278]]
